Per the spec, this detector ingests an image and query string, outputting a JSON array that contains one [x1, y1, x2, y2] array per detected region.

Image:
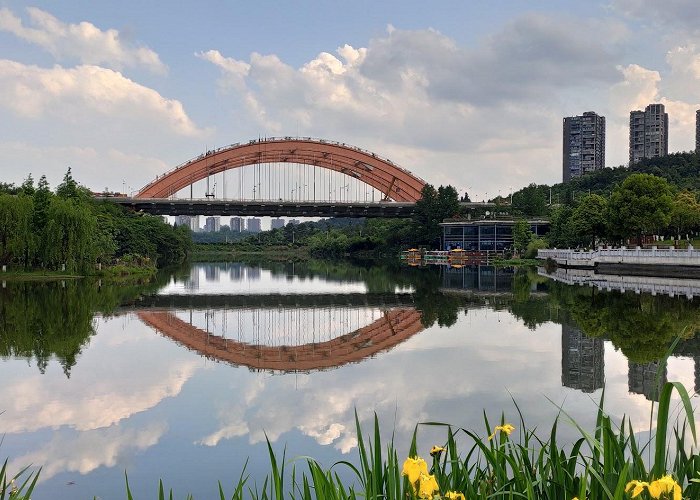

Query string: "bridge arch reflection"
[[137, 307, 424, 373]]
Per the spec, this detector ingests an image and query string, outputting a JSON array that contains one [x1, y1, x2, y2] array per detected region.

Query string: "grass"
[[6, 363, 700, 499], [0, 269, 83, 281]]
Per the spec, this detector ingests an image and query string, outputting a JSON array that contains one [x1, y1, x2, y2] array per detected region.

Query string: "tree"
[[413, 184, 460, 246], [547, 205, 575, 248], [511, 183, 548, 216], [56, 167, 81, 200], [669, 190, 699, 238], [607, 173, 673, 245], [43, 197, 98, 272], [0, 194, 32, 266], [569, 193, 608, 248], [512, 220, 533, 256], [20, 174, 35, 195]]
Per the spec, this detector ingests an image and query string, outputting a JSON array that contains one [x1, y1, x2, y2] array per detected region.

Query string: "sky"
[[1, 0, 700, 201]]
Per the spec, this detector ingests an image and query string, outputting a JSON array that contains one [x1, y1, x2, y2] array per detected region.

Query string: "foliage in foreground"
[[7, 376, 700, 499]]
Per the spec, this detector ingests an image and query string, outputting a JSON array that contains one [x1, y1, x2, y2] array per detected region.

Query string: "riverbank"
[[192, 244, 312, 262], [0, 263, 157, 281], [0, 269, 83, 280]]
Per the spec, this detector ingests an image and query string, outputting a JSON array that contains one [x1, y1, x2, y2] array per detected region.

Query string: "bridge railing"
[[145, 136, 426, 192]]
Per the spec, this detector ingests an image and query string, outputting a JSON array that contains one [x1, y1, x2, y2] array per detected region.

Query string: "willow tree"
[[43, 197, 98, 272]]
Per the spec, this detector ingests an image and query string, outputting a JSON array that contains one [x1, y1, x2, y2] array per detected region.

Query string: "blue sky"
[[1, 0, 699, 200]]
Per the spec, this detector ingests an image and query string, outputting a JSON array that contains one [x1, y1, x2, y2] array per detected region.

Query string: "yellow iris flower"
[[430, 445, 445, 457], [445, 492, 465, 500], [647, 475, 682, 500], [417, 472, 439, 498], [402, 456, 428, 484], [488, 423, 516, 440], [625, 480, 650, 498], [625, 475, 682, 500]]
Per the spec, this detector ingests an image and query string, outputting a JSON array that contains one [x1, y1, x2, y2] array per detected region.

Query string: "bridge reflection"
[[138, 308, 423, 373]]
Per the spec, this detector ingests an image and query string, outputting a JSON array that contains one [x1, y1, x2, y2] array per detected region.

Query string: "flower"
[[488, 423, 516, 440], [417, 472, 439, 498], [430, 445, 445, 457], [625, 480, 650, 498], [402, 456, 428, 484], [625, 476, 682, 500], [647, 475, 681, 500], [445, 492, 465, 500]]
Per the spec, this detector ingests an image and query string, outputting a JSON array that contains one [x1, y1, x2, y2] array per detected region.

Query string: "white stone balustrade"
[[538, 246, 700, 267]]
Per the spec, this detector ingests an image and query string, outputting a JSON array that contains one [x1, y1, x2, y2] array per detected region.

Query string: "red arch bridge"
[[98, 137, 494, 217]]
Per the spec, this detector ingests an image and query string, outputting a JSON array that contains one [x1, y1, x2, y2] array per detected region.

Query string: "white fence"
[[538, 247, 700, 266]]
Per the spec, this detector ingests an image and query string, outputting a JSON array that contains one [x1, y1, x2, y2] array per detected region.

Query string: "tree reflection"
[[0, 272, 171, 376], [3, 259, 700, 377]]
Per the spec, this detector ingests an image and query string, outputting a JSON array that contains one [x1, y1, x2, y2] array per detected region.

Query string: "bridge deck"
[[97, 197, 496, 218]]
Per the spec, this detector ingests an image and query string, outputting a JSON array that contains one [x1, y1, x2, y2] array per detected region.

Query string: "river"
[[1, 260, 699, 499]]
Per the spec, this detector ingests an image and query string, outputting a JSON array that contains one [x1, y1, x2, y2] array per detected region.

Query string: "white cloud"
[[0, 142, 173, 194], [11, 422, 167, 481], [0, 60, 202, 136], [197, 16, 630, 192], [0, 7, 166, 73], [0, 318, 201, 434]]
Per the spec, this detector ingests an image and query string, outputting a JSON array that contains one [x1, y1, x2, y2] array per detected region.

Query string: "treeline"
[[0, 170, 192, 272], [506, 151, 700, 217], [546, 173, 699, 248], [208, 185, 461, 256]]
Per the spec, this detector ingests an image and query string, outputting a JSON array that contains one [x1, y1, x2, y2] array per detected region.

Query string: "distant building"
[[563, 111, 606, 182], [247, 217, 262, 233], [230, 217, 244, 232], [287, 219, 300, 226], [561, 324, 604, 393], [440, 220, 549, 252], [628, 361, 667, 401], [204, 216, 221, 232], [271, 218, 286, 230], [175, 215, 200, 232], [696, 109, 699, 153], [629, 103, 669, 164]]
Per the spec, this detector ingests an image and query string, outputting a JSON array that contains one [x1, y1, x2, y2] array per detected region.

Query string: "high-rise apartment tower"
[[629, 103, 668, 164], [562, 111, 606, 182]]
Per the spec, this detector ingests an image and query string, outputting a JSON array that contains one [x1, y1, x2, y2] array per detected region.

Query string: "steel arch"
[[136, 137, 426, 202]]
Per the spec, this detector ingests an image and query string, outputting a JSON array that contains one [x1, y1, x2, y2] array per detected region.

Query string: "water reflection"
[[1, 261, 700, 499], [561, 324, 605, 393], [138, 308, 423, 372], [541, 266, 700, 299]]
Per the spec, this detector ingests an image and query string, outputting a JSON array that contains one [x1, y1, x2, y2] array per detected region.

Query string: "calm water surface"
[[1, 261, 700, 499]]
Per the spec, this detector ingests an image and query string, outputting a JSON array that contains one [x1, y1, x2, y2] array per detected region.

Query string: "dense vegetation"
[[504, 152, 700, 248], [198, 184, 461, 257], [0, 170, 192, 273]]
